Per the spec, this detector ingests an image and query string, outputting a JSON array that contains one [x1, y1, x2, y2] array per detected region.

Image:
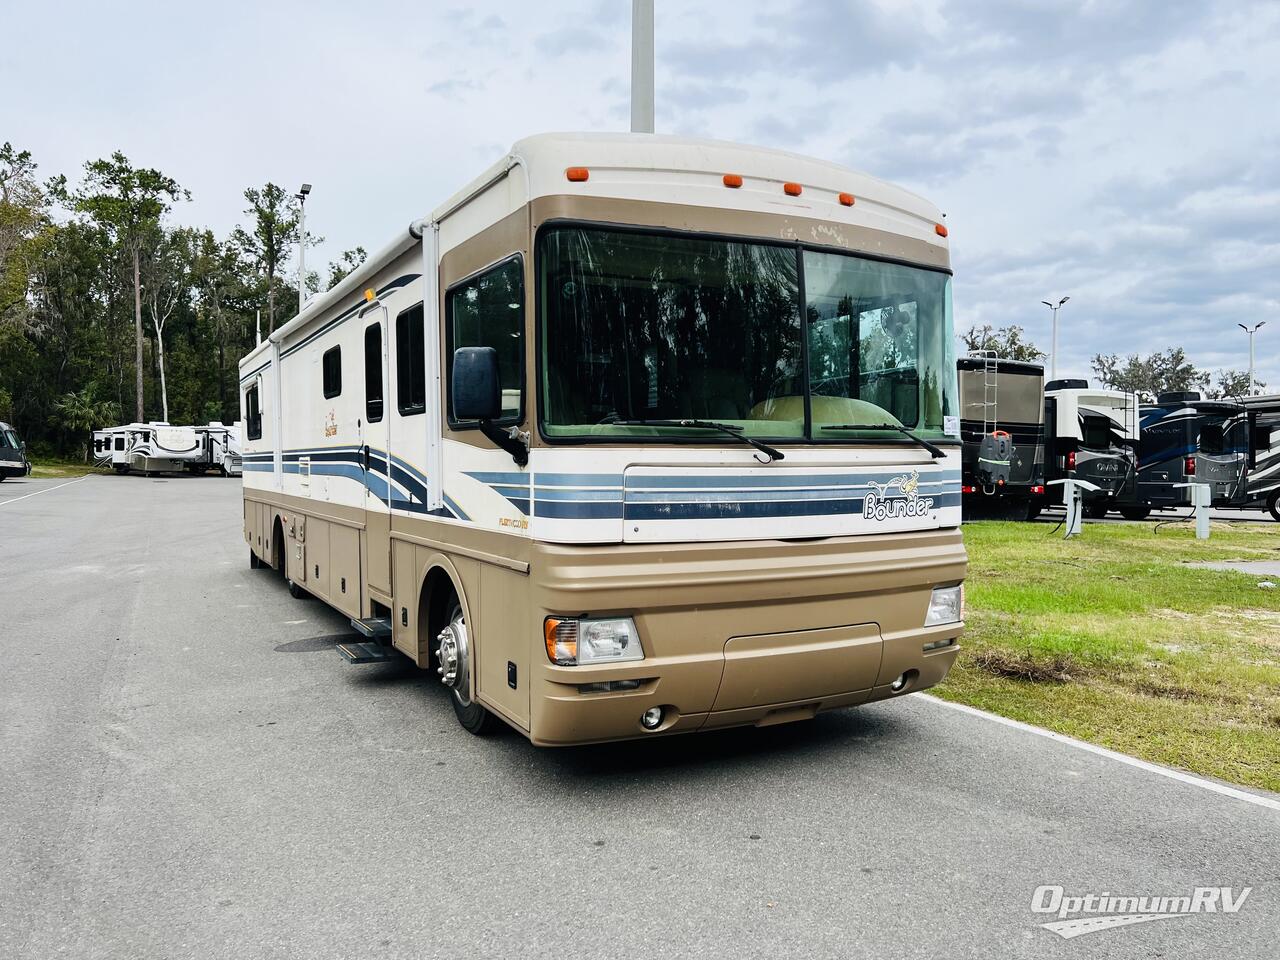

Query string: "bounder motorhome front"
[[240, 133, 966, 745]]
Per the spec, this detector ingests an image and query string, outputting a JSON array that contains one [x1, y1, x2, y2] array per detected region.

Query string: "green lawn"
[[28, 458, 110, 478], [936, 520, 1280, 793]]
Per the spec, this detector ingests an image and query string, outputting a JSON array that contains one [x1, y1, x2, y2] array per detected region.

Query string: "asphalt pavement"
[[2, 474, 1277, 960]]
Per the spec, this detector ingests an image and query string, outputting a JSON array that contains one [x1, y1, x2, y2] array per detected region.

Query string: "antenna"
[[631, 0, 654, 133]]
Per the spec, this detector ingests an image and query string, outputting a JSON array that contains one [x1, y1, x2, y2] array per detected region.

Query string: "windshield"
[[538, 225, 956, 441]]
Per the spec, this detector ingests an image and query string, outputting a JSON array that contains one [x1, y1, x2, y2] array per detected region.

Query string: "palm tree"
[[53, 386, 118, 461]]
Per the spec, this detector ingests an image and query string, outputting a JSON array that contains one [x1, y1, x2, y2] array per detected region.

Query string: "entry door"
[[362, 319, 392, 597]]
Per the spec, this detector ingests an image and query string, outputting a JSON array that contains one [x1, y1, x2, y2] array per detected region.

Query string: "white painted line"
[[0, 474, 92, 507], [920, 694, 1280, 813]]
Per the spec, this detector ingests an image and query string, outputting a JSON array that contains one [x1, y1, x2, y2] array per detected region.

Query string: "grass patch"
[[28, 458, 109, 478], [936, 520, 1280, 793]]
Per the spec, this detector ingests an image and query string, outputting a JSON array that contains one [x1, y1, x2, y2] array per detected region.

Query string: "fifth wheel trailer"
[[240, 132, 967, 746]]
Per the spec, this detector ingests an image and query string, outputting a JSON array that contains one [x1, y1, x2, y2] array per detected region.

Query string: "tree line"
[[0, 143, 365, 457], [962, 324, 1266, 401]]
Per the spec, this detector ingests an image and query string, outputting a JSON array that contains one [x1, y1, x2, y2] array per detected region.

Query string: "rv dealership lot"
[[1, 476, 1277, 959]]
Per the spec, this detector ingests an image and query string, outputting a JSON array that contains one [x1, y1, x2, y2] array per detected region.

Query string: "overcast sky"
[[4, 0, 1278, 386]]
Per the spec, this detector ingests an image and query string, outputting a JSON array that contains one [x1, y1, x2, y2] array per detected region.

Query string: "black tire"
[[440, 598, 499, 735], [287, 578, 309, 599], [249, 548, 262, 569], [1083, 500, 1110, 519], [1119, 504, 1151, 522], [1268, 493, 1280, 523], [1025, 501, 1042, 521]]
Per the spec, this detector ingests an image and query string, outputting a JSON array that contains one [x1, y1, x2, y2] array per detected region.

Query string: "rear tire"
[[1119, 504, 1151, 521], [287, 578, 309, 599], [250, 548, 262, 569], [437, 598, 499, 736], [1268, 493, 1280, 523], [1025, 501, 1042, 521], [1083, 500, 1110, 519]]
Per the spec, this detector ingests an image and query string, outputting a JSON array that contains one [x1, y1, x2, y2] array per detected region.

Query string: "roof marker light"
[[935, 223, 949, 237], [784, 182, 803, 196], [364, 288, 376, 302], [565, 167, 590, 182], [839, 192, 856, 206], [723, 173, 743, 188]]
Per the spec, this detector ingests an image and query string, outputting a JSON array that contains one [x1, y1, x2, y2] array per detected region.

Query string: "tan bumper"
[[524, 527, 966, 746]]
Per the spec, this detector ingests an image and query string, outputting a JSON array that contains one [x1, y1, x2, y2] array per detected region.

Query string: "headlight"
[[544, 617, 644, 666], [925, 584, 964, 626]]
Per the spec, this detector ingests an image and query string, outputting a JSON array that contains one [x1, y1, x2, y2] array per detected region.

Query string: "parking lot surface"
[[2, 475, 1277, 959]]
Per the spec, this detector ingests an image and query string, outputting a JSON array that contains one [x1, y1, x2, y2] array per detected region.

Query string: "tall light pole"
[[1041, 296, 1069, 380], [297, 183, 312, 316], [1238, 321, 1266, 394], [631, 0, 654, 133]]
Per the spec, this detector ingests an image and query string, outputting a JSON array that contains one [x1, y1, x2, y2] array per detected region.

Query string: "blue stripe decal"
[[624, 471, 961, 489], [534, 472, 625, 487]]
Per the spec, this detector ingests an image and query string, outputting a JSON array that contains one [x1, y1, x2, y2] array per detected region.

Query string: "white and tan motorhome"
[[239, 133, 966, 746]]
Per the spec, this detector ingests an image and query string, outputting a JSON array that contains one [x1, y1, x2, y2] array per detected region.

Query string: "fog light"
[[890, 674, 908, 692], [641, 706, 664, 729]]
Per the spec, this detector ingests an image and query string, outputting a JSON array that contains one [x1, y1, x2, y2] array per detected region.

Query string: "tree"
[[1091, 348, 1208, 401], [141, 226, 194, 421], [0, 143, 49, 327], [233, 183, 299, 333], [327, 246, 367, 289], [1206, 369, 1266, 400], [960, 324, 1046, 362], [58, 152, 186, 422], [52, 385, 118, 460]]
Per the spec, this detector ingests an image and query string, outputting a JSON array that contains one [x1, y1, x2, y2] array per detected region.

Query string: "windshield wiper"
[[820, 423, 946, 459], [611, 418, 784, 462]]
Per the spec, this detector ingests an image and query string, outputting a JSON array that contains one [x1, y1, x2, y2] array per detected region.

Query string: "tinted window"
[[246, 385, 262, 440], [1081, 415, 1111, 450], [115, 436, 125, 451], [448, 257, 524, 426], [365, 324, 383, 423], [322, 346, 341, 399], [396, 303, 425, 415]]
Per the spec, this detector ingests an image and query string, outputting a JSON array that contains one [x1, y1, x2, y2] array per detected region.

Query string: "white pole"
[[1248, 329, 1255, 391], [255, 309, 261, 346], [1051, 305, 1059, 380], [297, 197, 306, 316], [631, 0, 655, 134]]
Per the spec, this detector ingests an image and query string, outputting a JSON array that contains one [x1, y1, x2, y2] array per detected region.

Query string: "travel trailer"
[[92, 422, 203, 475], [240, 132, 966, 746], [1041, 379, 1140, 518], [956, 355, 1045, 518], [195, 422, 243, 476], [1118, 392, 1247, 519], [1239, 394, 1280, 520], [0, 421, 31, 480]]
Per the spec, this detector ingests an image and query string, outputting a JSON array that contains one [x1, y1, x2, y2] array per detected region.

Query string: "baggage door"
[[361, 316, 392, 598]]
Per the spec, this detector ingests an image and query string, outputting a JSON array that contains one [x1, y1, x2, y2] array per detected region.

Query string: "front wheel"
[[1269, 493, 1280, 523], [436, 599, 499, 735]]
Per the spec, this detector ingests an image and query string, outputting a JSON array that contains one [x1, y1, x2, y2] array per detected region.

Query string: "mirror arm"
[[479, 420, 529, 467]]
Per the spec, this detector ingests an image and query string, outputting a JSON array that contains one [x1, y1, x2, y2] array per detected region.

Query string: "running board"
[[336, 640, 398, 664], [350, 617, 392, 641]]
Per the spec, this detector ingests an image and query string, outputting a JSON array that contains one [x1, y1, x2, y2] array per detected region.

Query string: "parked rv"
[[92, 423, 203, 475], [1239, 394, 1280, 521], [240, 132, 966, 747], [1117, 392, 1248, 519], [1042, 379, 1140, 518], [0, 421, 31, 480], [195, 422, 242, 476], [956, 355, 1045, 518]]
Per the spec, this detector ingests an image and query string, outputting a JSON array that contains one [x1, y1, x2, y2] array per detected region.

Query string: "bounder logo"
[[864, 470, 934, 521]]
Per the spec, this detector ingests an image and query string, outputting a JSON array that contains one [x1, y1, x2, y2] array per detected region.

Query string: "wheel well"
[[418, 566, 460, 665], [272, 515, 285, 573]]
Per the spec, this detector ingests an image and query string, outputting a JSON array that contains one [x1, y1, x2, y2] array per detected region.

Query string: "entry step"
[[350, 616, 392, 640], [336, 640, 398, 664]]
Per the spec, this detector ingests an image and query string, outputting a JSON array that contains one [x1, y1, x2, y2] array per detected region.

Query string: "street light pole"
[[1238, 321, 1266, 394], [1041, 296, 1069, 380], [297, 183, 312, 316], [631, 0, 654, 133]]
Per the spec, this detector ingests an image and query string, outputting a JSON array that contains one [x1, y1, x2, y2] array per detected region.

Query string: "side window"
[[246, 384, 263, 440], [115, 436, 125, 451], [322, 346, 342, 399], [447, 256, 524, 427], [396, 303, 425, 415], [364, 324, 384, 423]]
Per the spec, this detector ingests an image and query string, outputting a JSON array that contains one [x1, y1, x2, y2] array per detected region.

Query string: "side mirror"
[[452, 346, 501, 422]]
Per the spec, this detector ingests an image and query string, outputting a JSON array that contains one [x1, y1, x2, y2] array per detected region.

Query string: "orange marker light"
[[783, 182, 803, 196], [364, 288, 375, 302], [935, 223, 949, 237], [565, 167, 590, 182], [723, 173, 743, 188], [838, 192, 856, 206]]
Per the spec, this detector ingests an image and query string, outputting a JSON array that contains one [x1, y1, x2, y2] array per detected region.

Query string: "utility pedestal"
[[1048, 478, 1101, 538], [1174, 482, 1213, 539]]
